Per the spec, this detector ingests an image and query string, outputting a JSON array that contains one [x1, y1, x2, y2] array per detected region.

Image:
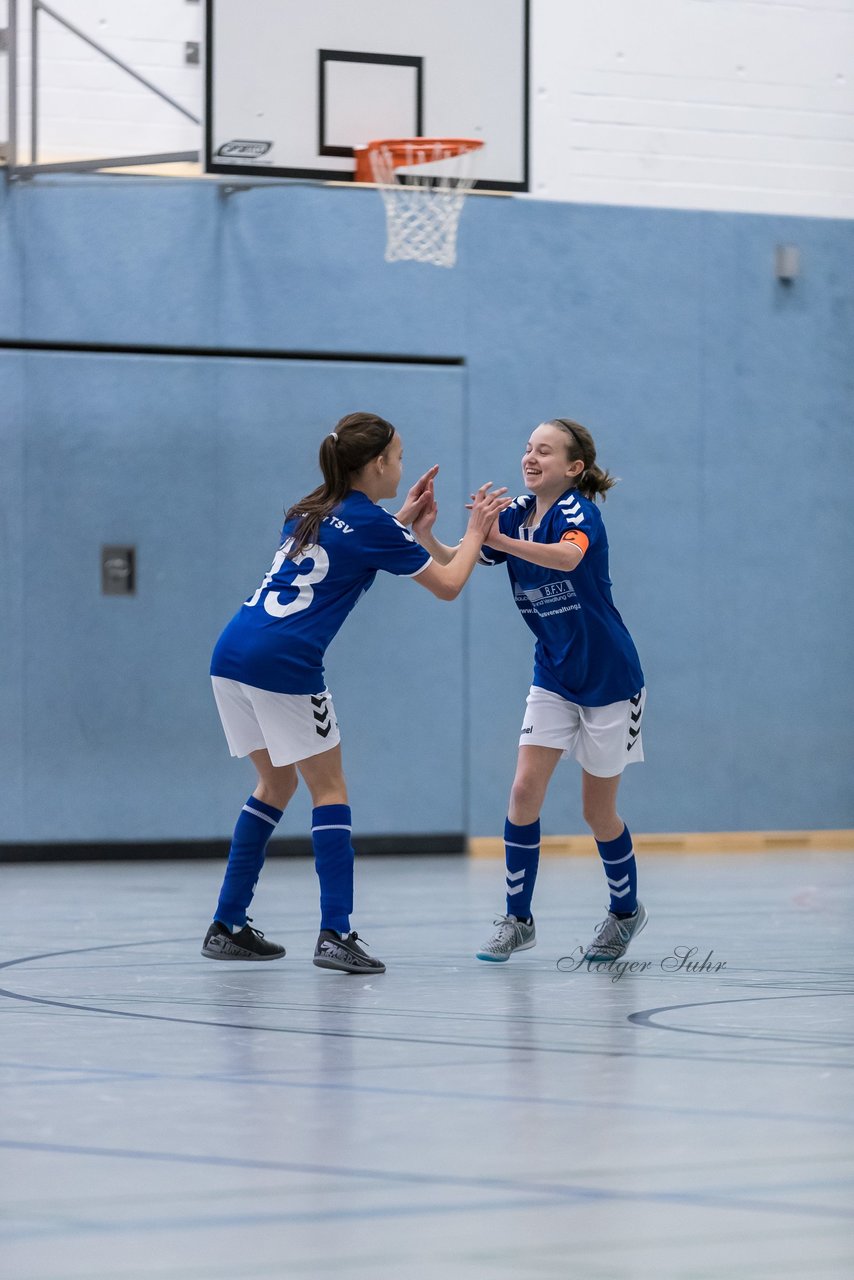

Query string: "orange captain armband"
[[560, 529, 589, 556]]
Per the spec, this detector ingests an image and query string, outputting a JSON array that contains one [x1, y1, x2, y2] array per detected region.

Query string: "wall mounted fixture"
[[775, 244, 800, 284]]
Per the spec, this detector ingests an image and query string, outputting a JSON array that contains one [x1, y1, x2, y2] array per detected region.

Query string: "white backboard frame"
[[205, 0, 529, 191]]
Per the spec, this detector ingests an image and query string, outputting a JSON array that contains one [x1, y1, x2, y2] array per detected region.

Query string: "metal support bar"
[[8, 0, 17, 168], [3, 0, 202, 175], [30, 0, 38, 162], [36, 1, 201, 125], [10, 150, 199, 176]]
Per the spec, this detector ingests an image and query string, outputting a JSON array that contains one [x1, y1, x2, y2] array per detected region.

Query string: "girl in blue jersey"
[[413, 418, 647, 964], [204, 411, 508, 973]]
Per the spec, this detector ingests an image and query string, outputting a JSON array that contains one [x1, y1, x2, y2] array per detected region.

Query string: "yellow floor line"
[[468, 830, 854, 857]]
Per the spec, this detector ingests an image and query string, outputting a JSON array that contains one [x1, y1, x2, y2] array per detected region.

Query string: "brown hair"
[[545, 418, 617, 502], [285, 412, 396, 558]]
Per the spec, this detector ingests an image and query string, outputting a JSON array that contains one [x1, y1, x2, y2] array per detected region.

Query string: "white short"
[[211, 677, 341, 768], [518, 685, 646, 777]]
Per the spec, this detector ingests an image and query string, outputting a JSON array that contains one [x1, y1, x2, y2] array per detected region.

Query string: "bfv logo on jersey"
[[515, 579, 576, 606]]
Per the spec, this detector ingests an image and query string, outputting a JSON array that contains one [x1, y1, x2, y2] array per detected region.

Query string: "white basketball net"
[[369, 141, 481, 269]]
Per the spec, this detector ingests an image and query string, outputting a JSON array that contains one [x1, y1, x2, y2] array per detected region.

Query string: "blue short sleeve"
[[361, 508, 432, 577]]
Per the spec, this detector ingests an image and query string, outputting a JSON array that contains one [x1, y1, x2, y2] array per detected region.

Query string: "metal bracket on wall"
[[101, 546, 136, 596], [3, 0, 201, 177]]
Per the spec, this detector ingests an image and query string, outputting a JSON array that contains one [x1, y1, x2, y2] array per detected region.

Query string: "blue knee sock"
[[312, 804, 354, 935], [595, 824, 638, 916], [214, 796, 283, 929], [504, 817, 540, 920]]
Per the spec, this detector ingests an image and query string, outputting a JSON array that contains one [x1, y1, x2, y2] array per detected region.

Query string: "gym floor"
[[2, 849, 852, 1279]]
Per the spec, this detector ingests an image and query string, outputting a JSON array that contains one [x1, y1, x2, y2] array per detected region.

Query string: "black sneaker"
[[201, 918, 285, 961], [313, 930, 385, 974]]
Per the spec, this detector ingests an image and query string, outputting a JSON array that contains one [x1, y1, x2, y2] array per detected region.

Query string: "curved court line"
[[628, 990, 854, 1044], [2, 940, 851, 1067], [3, 980, 846, 1066], [0, 939, 716, 1061], [0, 937, 193, 971], [1, 1139, 850, 1226], [0, 982, 676, 1061]]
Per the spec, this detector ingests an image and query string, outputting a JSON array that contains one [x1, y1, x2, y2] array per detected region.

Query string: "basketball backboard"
[[205, 0, 529, 191]]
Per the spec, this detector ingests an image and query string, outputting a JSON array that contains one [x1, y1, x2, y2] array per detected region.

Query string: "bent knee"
[[259, 770, 298, 810], [582, 803, 624, 843], [509, 777, 546, 819]]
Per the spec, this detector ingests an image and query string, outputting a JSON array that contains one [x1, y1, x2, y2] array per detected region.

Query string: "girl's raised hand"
[[395, 464, 440, 526], [412, 480, 438, 538], [466, 483, 511, 538]]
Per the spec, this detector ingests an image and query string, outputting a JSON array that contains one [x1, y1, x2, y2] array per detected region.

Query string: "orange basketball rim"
[[353, 137, 484, 184]]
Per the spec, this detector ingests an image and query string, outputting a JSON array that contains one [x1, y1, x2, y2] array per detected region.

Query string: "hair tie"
[[328, 431, 338, 442]]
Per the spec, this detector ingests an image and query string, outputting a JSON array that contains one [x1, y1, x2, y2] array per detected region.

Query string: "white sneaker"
[[476, 915, 536, 963]]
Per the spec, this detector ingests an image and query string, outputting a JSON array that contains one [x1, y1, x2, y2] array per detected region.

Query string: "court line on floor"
[[2, 1058, 852, 1130], [628, 991, 854, 1043], [2, 941, 852, 1069], [4, 982, 850, 1067], [1, 1139, 850, 1227]]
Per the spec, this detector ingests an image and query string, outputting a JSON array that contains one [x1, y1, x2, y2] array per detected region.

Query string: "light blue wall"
[[1, 175, 852, 841]]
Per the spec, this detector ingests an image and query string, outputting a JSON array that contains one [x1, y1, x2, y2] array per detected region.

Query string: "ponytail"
[[546, 417, 617, 502], [285, 412, 396, 558]]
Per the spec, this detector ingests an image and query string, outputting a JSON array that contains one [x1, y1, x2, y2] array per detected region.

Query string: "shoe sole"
[[201, 944, 285, 961], [584, 908, 648, 961], [475, 937, 537, 963], [313, 956, 386, 974]]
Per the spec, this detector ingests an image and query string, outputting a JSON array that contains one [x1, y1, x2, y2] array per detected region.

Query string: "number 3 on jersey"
[[245, 539, 330, 618]]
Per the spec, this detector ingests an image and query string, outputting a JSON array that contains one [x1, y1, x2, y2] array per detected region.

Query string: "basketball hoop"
[[354, 137, 484, 269]]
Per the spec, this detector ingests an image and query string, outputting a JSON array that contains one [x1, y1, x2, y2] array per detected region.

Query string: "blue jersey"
[[481, 489, 643, 707], [211, 490, 431, 695]]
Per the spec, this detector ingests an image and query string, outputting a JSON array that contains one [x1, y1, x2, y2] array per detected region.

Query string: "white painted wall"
[[4, 0, 853, 217], [533, 0, 854, 217]]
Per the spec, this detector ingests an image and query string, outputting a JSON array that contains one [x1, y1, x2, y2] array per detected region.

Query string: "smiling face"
[[522, 423, 583, 499]]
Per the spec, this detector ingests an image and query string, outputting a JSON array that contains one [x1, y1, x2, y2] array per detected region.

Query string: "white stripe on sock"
[[609, 884, 633, 898], [242, 805, 278, 827], [505, 839, 539, 850], [600, 849, 635, 866], [506, 868, 526, 882], [506, 884, 524, 896], [311, 824, 352, 832]]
